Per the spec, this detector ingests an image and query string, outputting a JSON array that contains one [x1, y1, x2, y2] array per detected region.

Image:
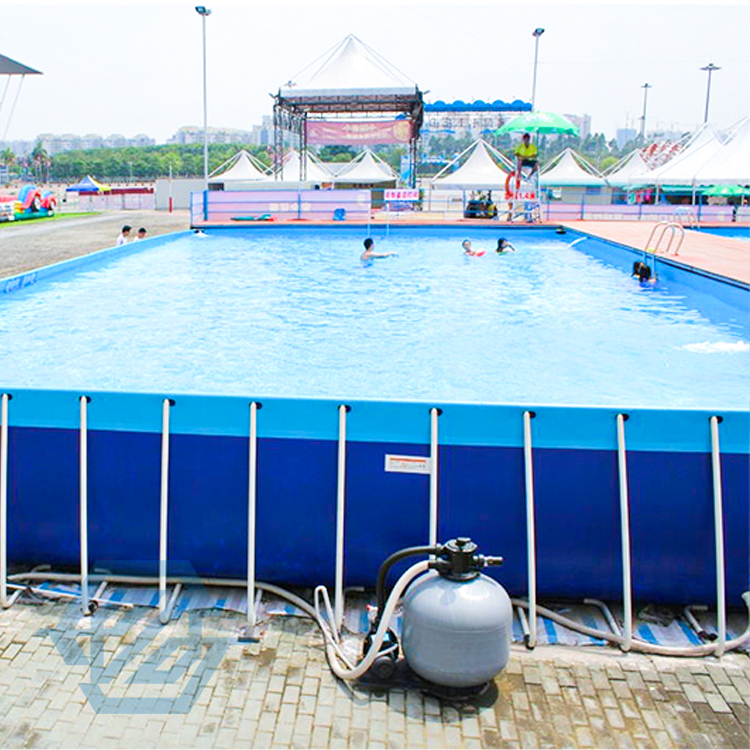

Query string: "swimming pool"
[[1, 227, 747, 408], [1, 225, 748, 609]]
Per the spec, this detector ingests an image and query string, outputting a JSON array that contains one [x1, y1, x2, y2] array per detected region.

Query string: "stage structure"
[[0, 53, 42, 147], [273, 35, 423, 186]]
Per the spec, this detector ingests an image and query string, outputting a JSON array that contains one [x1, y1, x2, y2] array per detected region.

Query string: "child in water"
[[462, 240, 485, 256], [496, 238, 517, 254]]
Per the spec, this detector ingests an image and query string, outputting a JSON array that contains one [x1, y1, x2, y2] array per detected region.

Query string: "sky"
[[0, 0, 748, 145]]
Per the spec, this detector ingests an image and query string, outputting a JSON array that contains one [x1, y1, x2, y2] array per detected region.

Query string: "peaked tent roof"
[[691, 117, 750, 186], [65, 175, 110, 193], [280, 34, 417, 97], [640, 124, 725, 187], [539, 149, 606, 187], [604, 150, 653, 188], [335, 149, 397, 183], [275, 150, 333, 182], [209, 150, 269, 182], [431, 139, 511, 189], [0, 53, 41, 75]]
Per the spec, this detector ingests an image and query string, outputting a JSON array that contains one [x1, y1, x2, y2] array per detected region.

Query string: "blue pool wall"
[[4, 388, 749, 606], [2, 225, 748, 606]]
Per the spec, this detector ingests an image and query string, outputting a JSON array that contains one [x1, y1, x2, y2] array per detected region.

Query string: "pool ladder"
[[642, 221, 685, 278]]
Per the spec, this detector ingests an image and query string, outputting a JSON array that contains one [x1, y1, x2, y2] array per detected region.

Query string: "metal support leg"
[[710, 416, 727, 657], [79, 396, 91, 615], [429, 408, 441, 548], [1, 393, 20, 609], [246, 402, 260, 634], [616, 413, 633, 652], [523, 410, 537, 649], [334, 405, 350, 632], [159, 399, 174, 625]]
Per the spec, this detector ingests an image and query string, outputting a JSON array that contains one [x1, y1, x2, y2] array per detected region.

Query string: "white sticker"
[[385, 454, 432, 475]]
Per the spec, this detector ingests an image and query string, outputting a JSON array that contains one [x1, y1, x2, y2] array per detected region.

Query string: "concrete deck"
[[0, 600, 748, 749], [561, 221, 749, 285]]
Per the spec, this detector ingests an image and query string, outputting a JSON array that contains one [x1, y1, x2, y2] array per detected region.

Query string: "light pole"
[[531, 28, 545, 111], [700, 63, 720, 124], [196, 6, 211, 191], [639, 83, 652, 139]]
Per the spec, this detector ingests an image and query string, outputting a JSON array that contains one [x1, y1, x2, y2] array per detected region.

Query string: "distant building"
[[30, 132, 156, 155], [168, 126, 257, 146], [563, 114, 591, 140], [616, 128, 638, 149]]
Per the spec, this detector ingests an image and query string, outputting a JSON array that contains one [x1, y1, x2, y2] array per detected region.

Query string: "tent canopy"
[[279, 35, 417, 98], [604, 150, 653, 188], [209, 150, 268, 182], [274, 150, 333, 183], [539, 149, 606, 187], [0, 53, 41, 75], [65, 175, 110, 193], [335, 149, 397, 183], [691, 117, 750, 186], [431, 139, 511, 189]]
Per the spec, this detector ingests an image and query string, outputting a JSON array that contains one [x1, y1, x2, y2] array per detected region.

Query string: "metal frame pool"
[[1, 225, 748, 640]]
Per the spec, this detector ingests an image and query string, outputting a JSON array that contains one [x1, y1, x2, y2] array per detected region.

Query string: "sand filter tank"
[[367, 537, 512, 689]]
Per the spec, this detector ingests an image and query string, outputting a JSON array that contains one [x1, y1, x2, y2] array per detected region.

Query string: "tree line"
[[0, 132, 660, 184]]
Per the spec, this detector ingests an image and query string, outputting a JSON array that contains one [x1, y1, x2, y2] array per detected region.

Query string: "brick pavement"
[[0, 600, 748, 748]]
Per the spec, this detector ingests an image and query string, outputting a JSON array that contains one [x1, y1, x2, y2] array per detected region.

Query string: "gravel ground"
[[0, 210, 190, 279]]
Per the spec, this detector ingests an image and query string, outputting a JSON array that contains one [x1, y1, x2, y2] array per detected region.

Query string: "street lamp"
[[700, 63, 720, 124], [531, 28, 545, 111], [196, 6, 211, 191], [640, 83, 652, 139]]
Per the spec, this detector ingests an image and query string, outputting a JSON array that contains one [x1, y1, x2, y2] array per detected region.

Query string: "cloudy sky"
[[1, 0, 748, 144]]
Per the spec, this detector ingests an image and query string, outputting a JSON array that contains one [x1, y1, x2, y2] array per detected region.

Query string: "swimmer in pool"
[[361, 238, 395, 260], [462, 240, 485, 256], [495, 237, 517, 254]]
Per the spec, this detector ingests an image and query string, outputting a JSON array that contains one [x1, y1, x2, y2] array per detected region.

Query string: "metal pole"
[[531, 28, 545, 111], [640, 84, 652, 138], [202, 14, 208, 190], [159, 398, 173, 624], [701, 63, 720, 124]]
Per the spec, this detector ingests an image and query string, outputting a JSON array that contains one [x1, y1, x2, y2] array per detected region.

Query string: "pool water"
[[1, 228, 748, 408]]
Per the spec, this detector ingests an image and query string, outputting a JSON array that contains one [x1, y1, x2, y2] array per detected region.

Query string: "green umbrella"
[[494, 110, 579, 136], [701, 184, 750, 197]]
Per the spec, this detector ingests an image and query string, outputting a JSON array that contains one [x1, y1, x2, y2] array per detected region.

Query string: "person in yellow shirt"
[[513, 133, 539, 176]]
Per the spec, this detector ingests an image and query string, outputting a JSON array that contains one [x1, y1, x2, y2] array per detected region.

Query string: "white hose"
[[511, 592, 750, 657], [8, 563, 430, 679], [9, 570, 747, 661]]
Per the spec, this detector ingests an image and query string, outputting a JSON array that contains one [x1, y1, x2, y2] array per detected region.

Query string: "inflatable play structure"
[[0, 184, 57, 222]]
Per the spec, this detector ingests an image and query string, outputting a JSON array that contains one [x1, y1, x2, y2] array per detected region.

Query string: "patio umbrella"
[[701, 184, 750, 197], [494, 111, 579, 136]]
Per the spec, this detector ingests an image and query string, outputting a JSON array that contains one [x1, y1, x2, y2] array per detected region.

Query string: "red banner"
[[307, 120, 413, 145]]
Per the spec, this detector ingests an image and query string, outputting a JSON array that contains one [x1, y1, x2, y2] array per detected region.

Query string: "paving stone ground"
[[0, 599, 748, 749]]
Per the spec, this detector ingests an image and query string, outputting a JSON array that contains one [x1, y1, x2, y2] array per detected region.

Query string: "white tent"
[[209, 150, 269, 183], [639, 124, 725, 187], [274, 150, 333, 183], [335, 149, 397, 183], [691, 117, 750, 186], [604, 150, 653, 188], [430, 139, 511, 189], [539, 149, 607, 187], [279, 35, 417, 97]]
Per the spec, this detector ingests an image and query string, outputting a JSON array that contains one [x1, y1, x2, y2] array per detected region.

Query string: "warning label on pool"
[[384, 454, 431, 475]]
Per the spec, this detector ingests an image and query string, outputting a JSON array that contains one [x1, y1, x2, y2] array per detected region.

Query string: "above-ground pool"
[[1, 225, 748, 609], [1, 227, 748, 408]]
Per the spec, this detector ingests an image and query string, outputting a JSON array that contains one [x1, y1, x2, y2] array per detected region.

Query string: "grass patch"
[[0, 211, 100, 229]]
